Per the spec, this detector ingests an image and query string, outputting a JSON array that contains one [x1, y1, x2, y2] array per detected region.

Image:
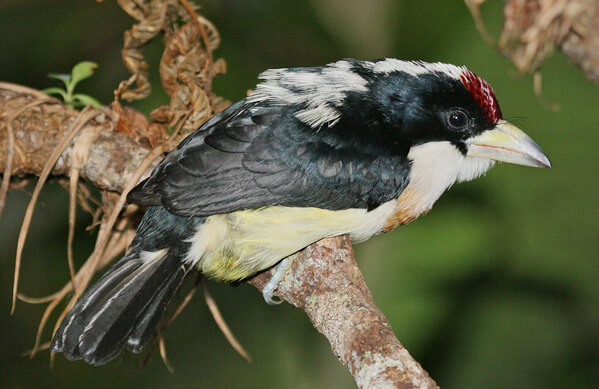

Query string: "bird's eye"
[[447, 110, 469, 130]]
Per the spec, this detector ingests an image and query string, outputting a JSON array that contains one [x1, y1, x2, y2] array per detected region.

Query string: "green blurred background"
[[1, 1, 597, 388]]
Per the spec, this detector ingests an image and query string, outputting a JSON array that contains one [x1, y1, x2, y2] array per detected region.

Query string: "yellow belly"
[[185, 202, 397, 281]]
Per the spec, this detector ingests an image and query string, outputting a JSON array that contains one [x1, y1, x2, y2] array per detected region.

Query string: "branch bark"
[[0, 84, 437, 388], [249, 236, 438, 389], [0, 83, 155, 192]]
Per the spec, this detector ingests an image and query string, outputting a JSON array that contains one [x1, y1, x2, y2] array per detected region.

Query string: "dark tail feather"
[[125, 267, 187, 353], [51, 249, 190, 365], [51, 255, 145, 358]]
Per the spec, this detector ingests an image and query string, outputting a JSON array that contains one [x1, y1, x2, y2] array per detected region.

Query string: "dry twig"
[[202, 279, 252, 363], [12, 106, 99, 314], [467, 0, 599, 85]]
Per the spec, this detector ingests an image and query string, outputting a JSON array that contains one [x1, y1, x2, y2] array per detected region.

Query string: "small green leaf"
[[44, 61, 101, 109], [41, 87, 67, 100], [47, 73, 71, 88], [71, 93, 102, 108], [70, 61, 98, 88]]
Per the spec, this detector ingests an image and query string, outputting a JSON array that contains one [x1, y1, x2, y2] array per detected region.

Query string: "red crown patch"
[[460, 70, 502, 124]]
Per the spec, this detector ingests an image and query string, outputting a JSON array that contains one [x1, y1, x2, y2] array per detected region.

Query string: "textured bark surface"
[[0, 83, 157, 192], [249, 237, 439, 389], [0, 84, 155, 192]]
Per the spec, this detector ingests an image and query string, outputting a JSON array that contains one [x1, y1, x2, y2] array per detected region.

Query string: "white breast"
[[399, 141, 495, 217]]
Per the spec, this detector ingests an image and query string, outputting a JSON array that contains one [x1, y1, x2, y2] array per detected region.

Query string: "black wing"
[[127, 100, 410, 217]]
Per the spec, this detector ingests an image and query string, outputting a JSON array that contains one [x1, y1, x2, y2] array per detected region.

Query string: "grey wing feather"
[[127, 99, 410, 216]]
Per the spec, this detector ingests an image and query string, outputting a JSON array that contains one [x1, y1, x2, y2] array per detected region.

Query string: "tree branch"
[[249, 236, 438, 388], [0, 83, 155, 192]]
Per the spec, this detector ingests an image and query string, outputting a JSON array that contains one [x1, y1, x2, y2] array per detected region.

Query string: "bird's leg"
[[262, 253, 298, 305]]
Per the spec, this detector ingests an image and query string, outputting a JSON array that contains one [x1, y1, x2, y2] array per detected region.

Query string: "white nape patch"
[[183, 215, 229, 266], [140, 249, 168, 264], [405, 141, 495, 215], [248, 60, 368, 128], [372, 59, 465, 80], [295, 105, 340, 128]]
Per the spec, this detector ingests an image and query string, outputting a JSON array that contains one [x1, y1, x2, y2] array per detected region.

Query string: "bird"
[[50, 58, 551, 365]]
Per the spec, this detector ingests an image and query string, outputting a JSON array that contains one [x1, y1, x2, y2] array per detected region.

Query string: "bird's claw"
[[262, 255, 296, 306]]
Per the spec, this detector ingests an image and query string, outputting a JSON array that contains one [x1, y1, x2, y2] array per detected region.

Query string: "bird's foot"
[[262, 254, 297, 305]]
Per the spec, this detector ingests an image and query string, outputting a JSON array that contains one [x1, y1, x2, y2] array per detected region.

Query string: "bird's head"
[[366, 59, 551, 172]]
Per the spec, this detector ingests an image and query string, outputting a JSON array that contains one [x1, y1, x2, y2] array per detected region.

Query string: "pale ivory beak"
[[466, 120, 551, 168]]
